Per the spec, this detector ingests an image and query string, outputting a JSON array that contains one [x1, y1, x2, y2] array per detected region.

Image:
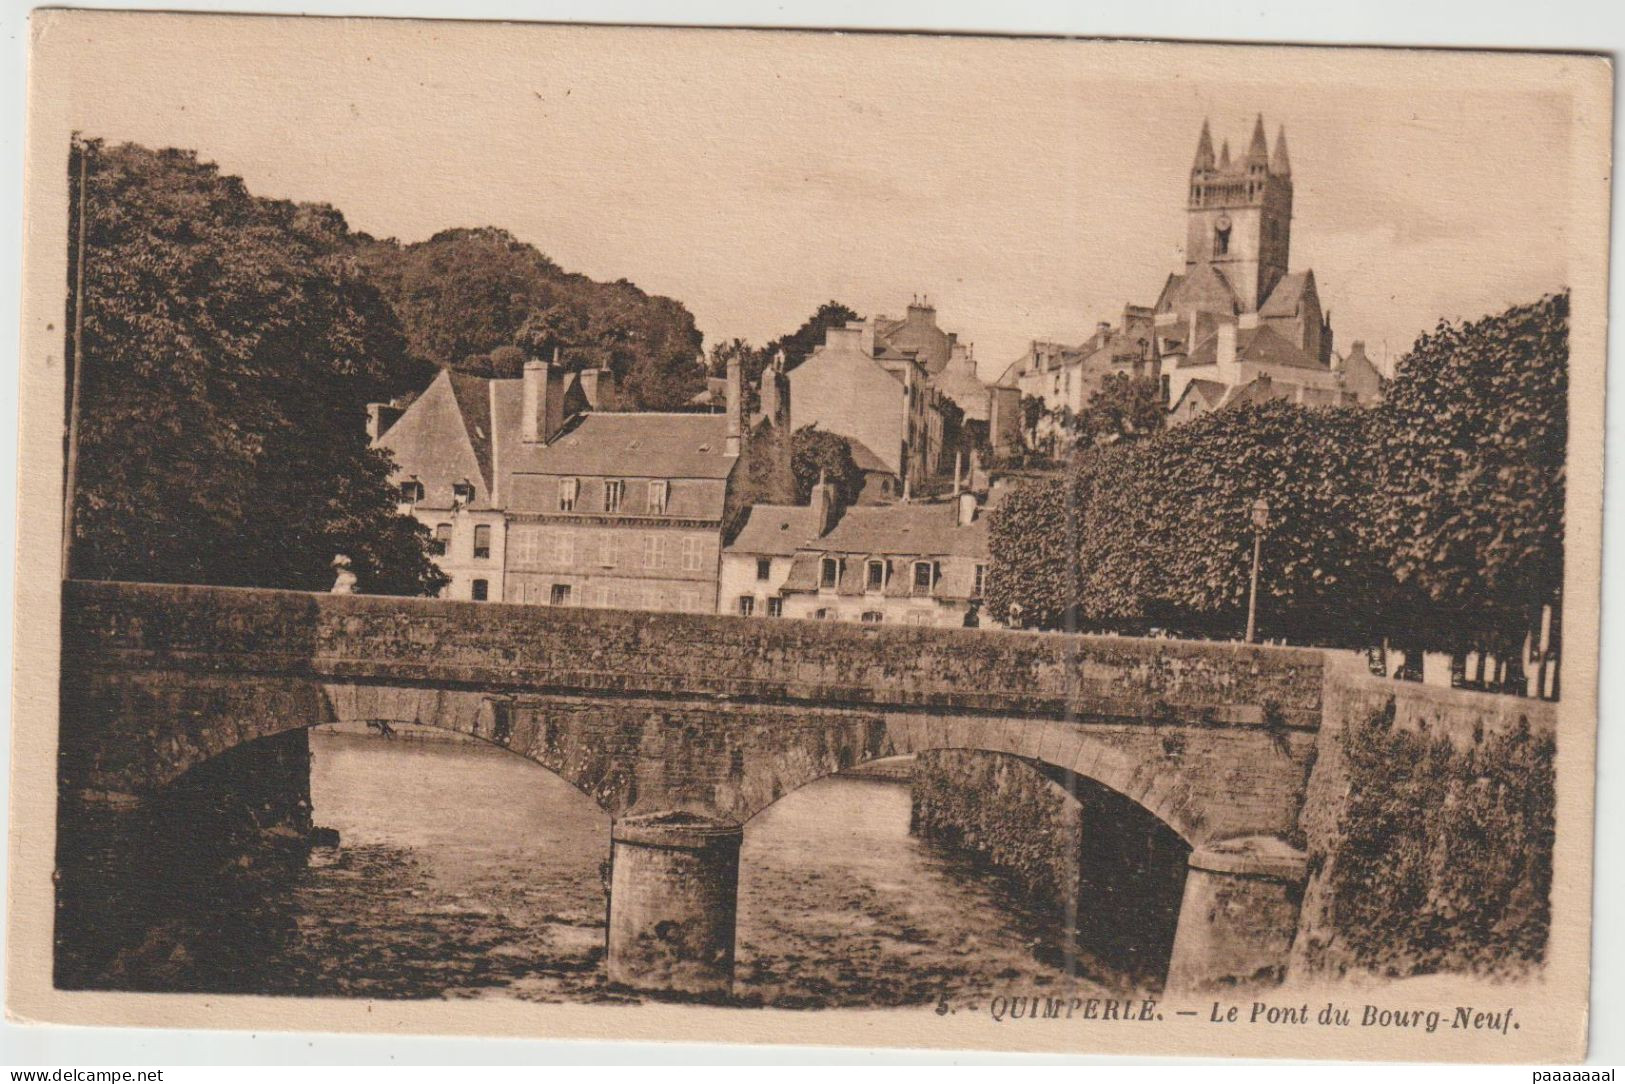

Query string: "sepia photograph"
[[5, 8, 1613, 1064]]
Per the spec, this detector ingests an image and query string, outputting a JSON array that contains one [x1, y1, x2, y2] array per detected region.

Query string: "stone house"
[[722, 484, 988, 627]]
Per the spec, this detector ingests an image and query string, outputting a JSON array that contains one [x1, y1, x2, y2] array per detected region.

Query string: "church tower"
[[1185, 115, 1293, 312]]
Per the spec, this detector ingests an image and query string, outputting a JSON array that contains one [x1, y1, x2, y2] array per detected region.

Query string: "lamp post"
[[1245, 497, 1270, 644]]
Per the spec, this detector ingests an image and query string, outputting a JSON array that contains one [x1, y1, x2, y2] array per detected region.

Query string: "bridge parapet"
[[62, 581, 1326, 726]]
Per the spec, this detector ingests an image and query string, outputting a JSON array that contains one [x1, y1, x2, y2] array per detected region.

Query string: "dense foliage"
[[353, 226, 706, 410], [988, 293, 1567, 662], [65, 141, 445, 595], [1322, 698, 1553, 977], [988, 401, 1387, 644], [788, 427, 866, 507], [1375, 292, 1568, 661]]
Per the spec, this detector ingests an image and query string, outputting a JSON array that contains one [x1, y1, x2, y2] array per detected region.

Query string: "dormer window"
[[399, 477, 424, 503], [647, 480, 668, 515], [820, 557, 841, 589], [558, 477, 579, 512], [866, 559, 886, 592], [604, 480, 624, 514], [452, 478, 475, 505]]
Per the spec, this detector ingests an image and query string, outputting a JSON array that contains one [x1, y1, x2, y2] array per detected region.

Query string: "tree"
[[65, 140, 445, 596], [987, 400, 1390, 646], [1374, 292, 1568, 679], [1067, 373, 1166, 448], [1020, 393, 1047, 451], [773, 301, 861, 371], [355, 227, 706, 410], [789, 427, 865, 507]]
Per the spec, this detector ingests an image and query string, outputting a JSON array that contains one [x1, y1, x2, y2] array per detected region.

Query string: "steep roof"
[[846, 438, 895, 476], [1259, 270, 1316, 318], [1172, 378, 1228, 412], [1157, 263, 1240, 317], [501, 410, 738, 480], [726, 504, 827, 556], [811, 500, 988, 559], [1178, 324, 1325, 371], [374, 369, 496, 509], [445, 370, 495, 492]]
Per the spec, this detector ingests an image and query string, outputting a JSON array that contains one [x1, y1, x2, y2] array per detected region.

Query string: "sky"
[[39, 14, 1592, 380]]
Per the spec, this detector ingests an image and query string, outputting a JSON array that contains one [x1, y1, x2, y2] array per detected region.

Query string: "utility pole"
[[62, 135, 89, 580], [1245, 498, 1270, 644]]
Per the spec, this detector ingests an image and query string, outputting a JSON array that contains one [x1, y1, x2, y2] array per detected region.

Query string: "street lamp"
[[1246, 498, 1270, 644]]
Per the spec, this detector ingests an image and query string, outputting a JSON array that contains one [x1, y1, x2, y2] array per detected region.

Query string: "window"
[[431, 523, 451, 556], [473, 524, 492, 560], [682, 535, 706, 572], [738, 596, 755, 617], [599, 531, 616, 568], [604, 479, 625, 513], [550, 583, 572, 606], [866, 560, 886, 591], [470, 579, 488, 601], [510, 526, 541, 567], [558, 477, 579, 512], [399, 478, 424, 503], [767, 597, 783, 618], [814, 608, 831, 620], [756, 557, 772, 582], [452, 478, 475, 504], [861, 611, 884, 624], [820, 557, 841, 589], [643, 533, 664, 569], [912, 561, 935, 594], [553, 531, 575, 567], [973, 563, 987, 598], [1214, 223, 1231, 256], [647, 480, 668, 515]]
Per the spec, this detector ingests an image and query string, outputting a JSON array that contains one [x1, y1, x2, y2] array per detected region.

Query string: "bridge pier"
[[1164, 835, 1308, 997], [606, 812, 743, 998]]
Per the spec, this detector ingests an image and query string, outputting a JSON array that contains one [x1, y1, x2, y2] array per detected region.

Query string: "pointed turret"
[[1246, 114, 1269, 170], [1271, 125, 1292, 176], [1218, 139, 1231, 170], [1192, 118, 1215, 173]]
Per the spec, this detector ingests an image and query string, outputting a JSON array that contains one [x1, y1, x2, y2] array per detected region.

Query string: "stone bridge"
[[60, 580, 1331, 997]]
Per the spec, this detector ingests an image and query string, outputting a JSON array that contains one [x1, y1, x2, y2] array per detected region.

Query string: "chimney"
[[957, 490, 978, 527], [1096, 321, 1111, 340], [724, 354, 742, 456], [952, 449, 964, 497], [1217, 322, 1238, 384], [366, 402, 403, 443], [578, 367, 616, 411], [522, 357, 547, 444], [760, 350, 790, 429], [522, 350, 568, 445], [811, 469, 837, 535]]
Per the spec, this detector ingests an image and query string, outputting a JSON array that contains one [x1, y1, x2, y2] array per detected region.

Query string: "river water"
[[228, 726, 1122, 1007]]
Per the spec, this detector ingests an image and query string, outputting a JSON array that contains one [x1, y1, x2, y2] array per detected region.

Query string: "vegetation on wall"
[[65, 140, 445, 596], [1317, 697, 1554, 977]]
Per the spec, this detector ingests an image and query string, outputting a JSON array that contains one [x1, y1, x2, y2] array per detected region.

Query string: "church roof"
[[1179, 324, 1325, 371], [1157, 263, 1240, 316], [1259, 271, 1317, 318]]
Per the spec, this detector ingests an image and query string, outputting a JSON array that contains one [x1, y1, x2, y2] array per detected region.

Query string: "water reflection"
[[174, 727, 1123, 1004]]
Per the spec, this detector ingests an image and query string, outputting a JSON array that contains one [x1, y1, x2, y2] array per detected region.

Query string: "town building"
[[790, 320, 944, 494], [373, 354, 757, 612], [372, 369, 512, 602], [723, 479, 989, 628], [1002, 115, 1382, 436]]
